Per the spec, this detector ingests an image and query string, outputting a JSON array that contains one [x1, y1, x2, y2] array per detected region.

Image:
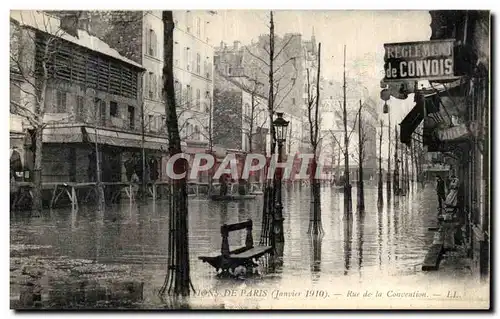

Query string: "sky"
[[210, 10, 433, 125]]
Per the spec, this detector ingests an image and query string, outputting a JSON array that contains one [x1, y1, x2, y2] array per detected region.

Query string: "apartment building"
[[172, 10, 216, 153], [10, 11, 152, 185], [214, 31, 318, 154]]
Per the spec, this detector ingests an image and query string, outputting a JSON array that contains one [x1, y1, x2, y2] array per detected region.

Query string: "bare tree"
[[239, 11, 299, 250], [305, 43, 323, 235], [159, 10, 194, 297], [351, 100, 368, 211], [341, 45, 352, 213], [378, 120, 384, 204], [10, 12, 84, 215]]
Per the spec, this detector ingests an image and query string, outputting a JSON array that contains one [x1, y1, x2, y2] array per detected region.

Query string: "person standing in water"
[[436, 175, 446, 213]]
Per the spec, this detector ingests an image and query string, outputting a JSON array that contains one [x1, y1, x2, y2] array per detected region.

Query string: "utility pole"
[[394, 126, 399, 196], [387, 111, 392, 198], [342, 45, 351, 211]]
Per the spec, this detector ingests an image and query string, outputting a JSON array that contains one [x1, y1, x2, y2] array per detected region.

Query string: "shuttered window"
[[56, 90, 67, 113], [36, 33, 139, 99], [76, 95, 85, 120]]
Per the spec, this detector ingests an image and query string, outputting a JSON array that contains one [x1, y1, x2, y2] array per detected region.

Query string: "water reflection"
[[343, 215, 353, 276], [309, 234, 322, 281], [11, 186, 451, 308], [357, 209, 365, 275]]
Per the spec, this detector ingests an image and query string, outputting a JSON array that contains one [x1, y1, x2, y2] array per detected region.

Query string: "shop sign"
[[436, 122, 478, 142], [384, 39, 455, 82]]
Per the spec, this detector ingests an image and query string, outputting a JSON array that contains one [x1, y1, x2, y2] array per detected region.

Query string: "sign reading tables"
[[384, 39, 455, 82]]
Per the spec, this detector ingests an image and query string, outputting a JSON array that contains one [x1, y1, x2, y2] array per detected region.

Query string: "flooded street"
[[10, 185, 485, 309]]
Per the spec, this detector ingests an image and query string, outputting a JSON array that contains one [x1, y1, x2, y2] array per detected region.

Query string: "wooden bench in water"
[[198, 219, 272, 274], [210, 194, 257, 201]]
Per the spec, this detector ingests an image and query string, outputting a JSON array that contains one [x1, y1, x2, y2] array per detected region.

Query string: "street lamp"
[[273, 112, 289, 145], [380, 88, 393, 196], [272, 112, 289, 250]]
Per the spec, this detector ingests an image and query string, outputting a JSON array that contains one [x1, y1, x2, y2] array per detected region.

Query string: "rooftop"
[[10, 10, 144, 70]]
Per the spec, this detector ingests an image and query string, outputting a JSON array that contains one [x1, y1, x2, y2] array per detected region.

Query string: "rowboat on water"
[[209, 194, 257, 201]]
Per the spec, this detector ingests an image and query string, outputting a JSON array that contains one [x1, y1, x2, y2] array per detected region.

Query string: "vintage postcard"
[[9, 9, 490, 310]]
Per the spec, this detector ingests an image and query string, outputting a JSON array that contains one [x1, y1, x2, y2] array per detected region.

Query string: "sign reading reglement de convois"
[[383, 39, 455, 82]]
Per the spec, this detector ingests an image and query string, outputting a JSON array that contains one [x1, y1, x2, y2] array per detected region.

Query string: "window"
[[194, 126, 200, 140], [56, 91, 67, 113], [206, 61, 212, 78], [174, 42, 179, 66], [178, 83, 183, 105], [10, 82, 20, 114], [201, 20, 205, 39], [185, 47, 191, 71], [292, 98, 296, 105], [196, 89, 201, 110], [110, 101, 118, 117], [196, 53, 200, 74], [228, 66, 232, 75], [161, 115, 166, 131], [186, 11, 192, 33], [247, 103, 252, 117], [95, 98, 106, 125], [76, 96, 85, 121], [205, 91, 211, 112], [148, 72, 155, 99], [148, 114, 154, 131], [128, 105, 135, 129], [196, 17, 201, 37], [148, 29, 157, 57], [186, 85, 192, 107]]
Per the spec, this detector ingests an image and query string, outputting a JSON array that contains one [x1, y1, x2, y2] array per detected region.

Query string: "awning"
[[42, 125, 167, 150], [435, 121, 478, 142], [83, 127, 166, 150], [400, 78, 465, 146], [400, 98, 424, 145]]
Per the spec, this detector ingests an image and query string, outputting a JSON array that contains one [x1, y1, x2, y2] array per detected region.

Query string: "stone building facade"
[[214, 32, 318, 153], [44, 10, 217, 182], [9, 11, 152, 186]]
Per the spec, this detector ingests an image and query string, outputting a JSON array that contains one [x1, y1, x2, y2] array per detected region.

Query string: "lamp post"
[[381, 89, 393, 199], [272, 112, 289, 250]]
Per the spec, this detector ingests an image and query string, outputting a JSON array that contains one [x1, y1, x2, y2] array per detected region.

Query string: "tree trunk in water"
[[159, 11, 193, 297], [386, 113, 391, 200], [260, 11, 277, 248], [393, 126, 399, 196], [378, 121, 383, 204], [357, 100, 364, 212], [342, 45, 351, 214], [308, 155, 323, 234], [32, 127, 43, 216], [308, 43, 323, 234]]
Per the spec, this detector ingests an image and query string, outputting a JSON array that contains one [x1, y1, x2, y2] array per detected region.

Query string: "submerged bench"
[[198, 219, 272, 273]]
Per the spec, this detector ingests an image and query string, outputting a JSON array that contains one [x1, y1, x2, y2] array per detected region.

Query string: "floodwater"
[[10, 184, 487, 309]]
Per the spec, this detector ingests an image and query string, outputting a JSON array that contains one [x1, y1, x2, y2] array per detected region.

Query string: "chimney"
[[220, 41, 224, 50], [233, 40, 240, 50], [78, 15, 91, 33], [60, 11, 81, 38]]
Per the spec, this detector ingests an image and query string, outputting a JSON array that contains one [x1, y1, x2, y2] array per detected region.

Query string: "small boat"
[[210, 194, 257, 201], [332, 185, 344, 192], [249, 190, 264, 195]]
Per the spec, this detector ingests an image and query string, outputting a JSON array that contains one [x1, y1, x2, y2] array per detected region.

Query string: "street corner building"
[[9, 10, 218, 207], [382, 10, 490, 283]]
